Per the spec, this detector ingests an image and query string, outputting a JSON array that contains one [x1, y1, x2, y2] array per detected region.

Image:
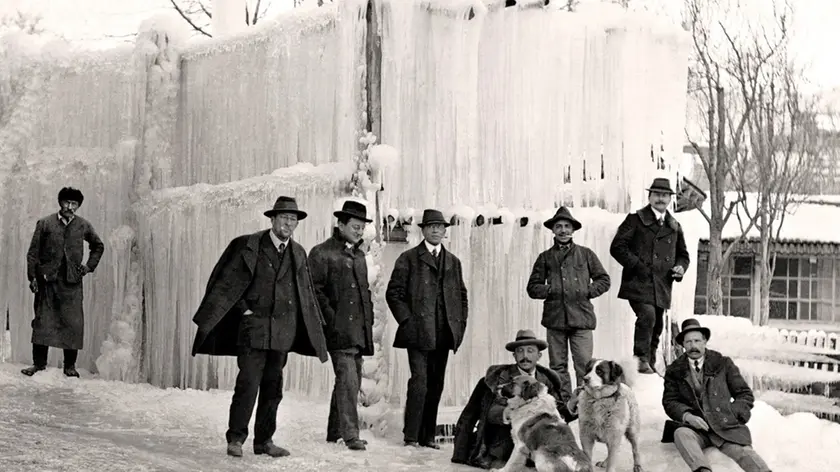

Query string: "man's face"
[[513, 345, 541, 372], [421, 223, 446, 245], [552, 220, 575, 243], [648, 190, 672, 213], [338, 217, 367, 245], [59, 200, 80, 218], [270, 213, 299, 240], [682, 331, 707, 360]]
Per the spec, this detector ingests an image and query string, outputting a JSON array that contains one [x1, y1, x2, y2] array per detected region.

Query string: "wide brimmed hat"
[[264, 196, 308, 220], [543, 206, 582, 231], [674, 318, 711, 345], [417, 209, 451, 228], [334, 200, 372, 223], [646, 177, 675, 195], [505, 329, 548, 352]]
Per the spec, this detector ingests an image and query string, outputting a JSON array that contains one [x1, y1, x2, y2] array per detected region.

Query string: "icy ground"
[[1, 363, 839, 472]]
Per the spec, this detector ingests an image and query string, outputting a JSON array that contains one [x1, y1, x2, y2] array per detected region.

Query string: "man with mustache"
[[610, 178, 690, 374], [527, 206, 610, 419], [309, 200, 375, 452], [22, 187, 105, 378], [662, 319, 772, 472], [450, 329, 564, 469]]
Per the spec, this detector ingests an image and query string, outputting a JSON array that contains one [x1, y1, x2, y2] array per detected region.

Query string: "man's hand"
[[671, 265, 685, 278], [28, 279, 38, 294], [683, 412, 709, 431], [79, 265, 91, 276]]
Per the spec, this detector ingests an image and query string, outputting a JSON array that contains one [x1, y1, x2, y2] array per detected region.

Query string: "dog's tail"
[[619, 357, 640, 388]]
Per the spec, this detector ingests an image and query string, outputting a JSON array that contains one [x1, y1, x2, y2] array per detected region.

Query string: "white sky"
[[1, 0, 838, 92]]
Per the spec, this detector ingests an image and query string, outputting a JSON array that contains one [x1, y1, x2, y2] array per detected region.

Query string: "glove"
[[683, 412, 709, 431], [29, 279, 38, 294]]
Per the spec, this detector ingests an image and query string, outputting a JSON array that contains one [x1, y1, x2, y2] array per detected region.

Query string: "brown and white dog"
[[568, 358, 644, 472], [493, 375, 592, 472]]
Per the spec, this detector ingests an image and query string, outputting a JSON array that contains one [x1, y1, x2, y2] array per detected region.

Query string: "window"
[[768, 257, 836, 322], [722, 256, 753, 318]]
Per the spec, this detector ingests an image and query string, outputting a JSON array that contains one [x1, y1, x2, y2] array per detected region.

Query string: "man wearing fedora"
[[527, 206, 610, 417], [610, 177, 690, 374], [308, 200, 375, 452], [386, 209, 469, 448], [662, 319, 772, 472], [450, 329, 564, 469], [191, 196, 329, 459]]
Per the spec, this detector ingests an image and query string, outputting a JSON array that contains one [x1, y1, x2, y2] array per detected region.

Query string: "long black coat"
[[610, 205, 690, 309], [451, 364, 564, 467], [662, 349, 755, 446], [191, 230, 328, 362], [526, 242, 611, 330], [308, 229, 374, 355], [26, 213, 104, 349], [386, 242, 468, 352]]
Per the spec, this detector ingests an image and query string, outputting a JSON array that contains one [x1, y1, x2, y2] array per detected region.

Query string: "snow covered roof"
[[689, 192, 840, 245]]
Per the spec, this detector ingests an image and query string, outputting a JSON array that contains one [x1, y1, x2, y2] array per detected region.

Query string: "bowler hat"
[[674, 318, 711, 345], [417, 209, 451, 228], [505, 329, 548, 352], [334, 200, 372, 223], [646, 177, 675, 195], [543, 206, 582, 231], [264, 196, 308, 220]]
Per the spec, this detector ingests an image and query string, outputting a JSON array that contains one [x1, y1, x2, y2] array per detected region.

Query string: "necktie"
[[432, 248, 438, 259], [694, 360, 701, 374], [278, 243, 286, 255], [658, 217, 664, 226]]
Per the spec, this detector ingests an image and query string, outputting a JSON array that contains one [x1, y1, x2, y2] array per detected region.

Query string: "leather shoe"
[[419, 442, 440, 450], [21, 365, 46, 376], [345, 438, 367, 451], [227, 441, 243, 457], [404, 440, 419, 447], [254, 441, 290, 457], [63, 366, 80, 378]]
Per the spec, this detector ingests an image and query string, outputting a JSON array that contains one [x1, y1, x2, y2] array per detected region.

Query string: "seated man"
[[662, 319, 772, 472], [451, 329, 572, 469]]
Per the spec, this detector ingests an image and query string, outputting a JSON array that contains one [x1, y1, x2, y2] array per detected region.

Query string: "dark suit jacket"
[[386, 242, 468, 352], [609, 205, 690, 309], [27, 213, 104, 283], [191, 230, 328, 362]]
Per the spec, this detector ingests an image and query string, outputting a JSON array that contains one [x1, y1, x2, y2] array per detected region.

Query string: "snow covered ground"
[[1, 362, 839, 472]]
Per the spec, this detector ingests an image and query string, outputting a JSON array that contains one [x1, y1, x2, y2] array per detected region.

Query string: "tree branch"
[[170, 0, 212, 37]]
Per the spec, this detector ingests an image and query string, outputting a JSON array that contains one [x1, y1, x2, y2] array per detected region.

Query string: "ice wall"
[[173, 0, 368, 187]]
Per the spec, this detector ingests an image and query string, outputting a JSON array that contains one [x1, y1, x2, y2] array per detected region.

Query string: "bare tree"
[[170, 0, 273, 37], [682, 0, 792, 316], [0, 10, 45, 35]]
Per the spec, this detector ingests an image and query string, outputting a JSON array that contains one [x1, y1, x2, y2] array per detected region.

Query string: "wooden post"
[[366, 0, 384, 243]]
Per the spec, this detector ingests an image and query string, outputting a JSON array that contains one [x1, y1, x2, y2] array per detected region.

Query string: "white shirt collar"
[[269, 230, 289, 251], [691, 356, 704, 371], [424, 240, 441, 254], [517, 367, 536, 378], [651, 207, 667, 221], [58, 213, 74, 225]]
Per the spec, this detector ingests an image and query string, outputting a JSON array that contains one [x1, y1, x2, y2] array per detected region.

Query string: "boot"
[[21, 365, 46, 376], [63, 366, 80, 378], [345, 438, 367, 451], [254, 441, 290, 457], [227, 441, 243, 457]]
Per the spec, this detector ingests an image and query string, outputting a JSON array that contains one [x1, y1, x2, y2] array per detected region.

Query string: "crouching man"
[[450, 330, 566, 469], [662, 319, 772, 472]]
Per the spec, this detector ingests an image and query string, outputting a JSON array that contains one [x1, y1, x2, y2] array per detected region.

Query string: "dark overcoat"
[[662, 349, 755, 446], [386, 242, 469, 352], [26, 213, 104, 349], [191, 230, 328, 362], [526, 242, 611, 330], [308, 229, 374, 355], [609, 205, 690, 309], [451, 364, 564, 467]]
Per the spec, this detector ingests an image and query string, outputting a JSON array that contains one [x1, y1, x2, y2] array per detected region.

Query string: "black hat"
[[505, 329, 548, 352], [334, 200, 372, 223], [675, 318, 711, 345], [543, 206, 582, 231], [646, 177, 675, 195], [57, 187, 84, 206], [417, 209, 451, 228], [264, 196, 307, 220]]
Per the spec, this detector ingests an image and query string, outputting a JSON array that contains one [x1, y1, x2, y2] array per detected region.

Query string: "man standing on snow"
[[610, 178, 689, 374], [23, 187, 104, 378], [386, 209, 469, 449], [526, 206, 610, 420], [191, 196, 328, 459], [308, 200, 375, 452], [662, 318, 772, 472]]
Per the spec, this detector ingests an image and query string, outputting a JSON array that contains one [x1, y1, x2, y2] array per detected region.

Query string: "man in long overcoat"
[[450, 330, 564, 469], [23, 187, 104, 378], [527, 206, 610, 414], [191, 196, 328, 459], [386, 209, 469, 448], [662, 319, 772, 472], [610, 177, 690, 373], [308, 200, 374, 452]]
